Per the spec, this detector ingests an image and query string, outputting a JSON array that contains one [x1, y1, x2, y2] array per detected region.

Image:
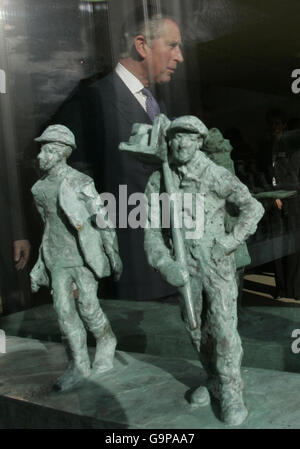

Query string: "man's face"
[[38, 142, 65, 171], [169, 131, 201, 165], [145, 19, 183, 84]]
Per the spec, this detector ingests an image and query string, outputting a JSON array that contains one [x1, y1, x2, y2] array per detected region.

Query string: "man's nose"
[[174, 46, 184, 63]]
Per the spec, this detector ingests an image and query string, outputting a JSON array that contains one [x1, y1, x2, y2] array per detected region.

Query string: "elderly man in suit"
[[55, 5, 184, 302], [30, 125, 122, 391]]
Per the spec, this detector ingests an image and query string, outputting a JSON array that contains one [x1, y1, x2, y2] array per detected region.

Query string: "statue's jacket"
[[31, 166, 119, 288], [145, 150, 265, 279]]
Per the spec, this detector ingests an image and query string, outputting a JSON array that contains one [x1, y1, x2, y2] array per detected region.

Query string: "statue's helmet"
[[35, 124, 77, 149], [166, 116, 208, 139]]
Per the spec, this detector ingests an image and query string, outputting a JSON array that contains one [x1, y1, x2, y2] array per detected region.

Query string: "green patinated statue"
[[203, 128, 251, 272], [30, 125, 122, 391], [120, 115, 264, 426]]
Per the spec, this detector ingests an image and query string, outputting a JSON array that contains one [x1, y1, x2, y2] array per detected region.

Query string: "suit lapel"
[[108, 72, 153, 126]]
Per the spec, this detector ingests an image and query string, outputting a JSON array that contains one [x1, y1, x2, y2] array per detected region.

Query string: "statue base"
[[0, 335, 299, 429], [0, 296, 300, 373]]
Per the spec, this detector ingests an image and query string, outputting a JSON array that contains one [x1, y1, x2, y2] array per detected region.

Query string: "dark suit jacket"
[[0, 131, 28, 314], [54, 71, 175, 300]]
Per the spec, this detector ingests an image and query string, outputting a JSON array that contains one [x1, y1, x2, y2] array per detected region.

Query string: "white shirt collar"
[[115, 62, 144, 95]]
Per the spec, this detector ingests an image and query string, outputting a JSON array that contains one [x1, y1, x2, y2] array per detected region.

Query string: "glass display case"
[[0, 0, 300, 430]]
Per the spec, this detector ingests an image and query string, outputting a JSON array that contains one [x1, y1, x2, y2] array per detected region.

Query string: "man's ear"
[[133, 34, 148, 59]]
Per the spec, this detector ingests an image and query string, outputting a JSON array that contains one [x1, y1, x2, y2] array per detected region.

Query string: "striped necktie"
[[141, 87, 161, 122]]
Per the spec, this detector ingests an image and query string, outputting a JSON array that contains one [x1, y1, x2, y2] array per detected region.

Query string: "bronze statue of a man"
[[143, 116, 264, 426], [31, 125, 122, 391]]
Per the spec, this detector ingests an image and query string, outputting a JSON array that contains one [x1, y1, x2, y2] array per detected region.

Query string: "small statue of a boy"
[[31, 124, 122, 391]]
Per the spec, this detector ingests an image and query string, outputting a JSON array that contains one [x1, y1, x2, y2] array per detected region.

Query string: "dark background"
[[1, 0, 300, 311]]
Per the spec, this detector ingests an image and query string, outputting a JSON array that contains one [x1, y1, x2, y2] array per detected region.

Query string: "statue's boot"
[[53, 328, 91, 391], [92, 322, 117, 375], [53, 359, 91, 392], [79, 297, 117, 375], [220, 389, 248, 426], [207, 376, 247, 426], [190, 386, 211, 407]]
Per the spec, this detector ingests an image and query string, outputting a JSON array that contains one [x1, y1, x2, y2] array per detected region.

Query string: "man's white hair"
[[119, 9, 177, 58]]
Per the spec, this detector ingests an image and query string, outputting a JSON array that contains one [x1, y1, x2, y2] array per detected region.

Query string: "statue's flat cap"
[[35, 124, 77, 149], [167, 116, 208, 138]]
